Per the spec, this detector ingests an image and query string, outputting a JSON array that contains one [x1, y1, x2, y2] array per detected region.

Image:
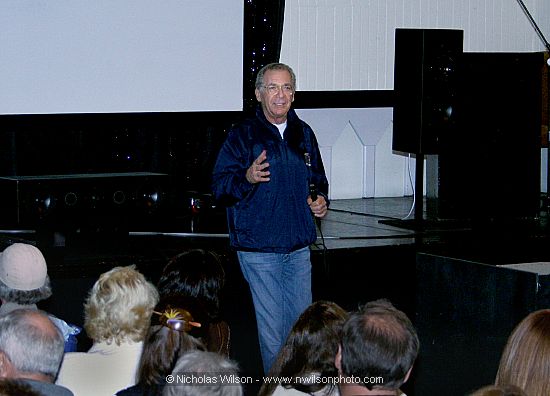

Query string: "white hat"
[[0, 243, 48, 291]]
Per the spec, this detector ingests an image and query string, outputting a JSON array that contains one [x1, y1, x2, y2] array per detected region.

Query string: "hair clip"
[[153, 307, 201, 332]]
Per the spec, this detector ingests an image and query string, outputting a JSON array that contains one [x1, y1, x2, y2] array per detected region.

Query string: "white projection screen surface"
[[0, 1, 244, 115]]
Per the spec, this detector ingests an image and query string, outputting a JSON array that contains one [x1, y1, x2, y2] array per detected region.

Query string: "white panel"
[[542, 148, 548, 193], [331, 122, 364, 199], [358, 4, 370, 88], [375, 122, 407, 197], [468, 0, 485, 51], [305, 0, 319, 88], [537, 0, 550, 41], [320, 146, 333, 198], [409, 0, 422, 27], [296, 108, 397, 198], [0, 0, 243, 115], [437, 0, 454, 28], [294, 108, 360, 146], [365, 2, 379, 88], [384, 1, 397, 89], [335, 3, 348, 89], [349, 108, 392, 146], [349, 3, 361, 88], [295, 108, 392, 147], [363, 145, 376, 198], [403, 154, 415, 197], [281, 0, 550, 91]]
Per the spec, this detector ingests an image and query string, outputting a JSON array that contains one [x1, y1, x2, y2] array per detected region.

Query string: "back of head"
[[339, 299, 419, 391], [0, 243, 51, 305], [469, 384, 527, 396], [261, 300, 348, 395], [162, 350, 242, 396], [495, 309, 550, 396], [137, 296, 206, 386], [84, 265, 159, 345], [157, 250, 225, 321], [0, 309, 64, 381]]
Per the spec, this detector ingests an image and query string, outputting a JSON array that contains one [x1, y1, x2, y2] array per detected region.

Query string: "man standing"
[[336, 299, 419, 396], [212, 63, 328, 374]]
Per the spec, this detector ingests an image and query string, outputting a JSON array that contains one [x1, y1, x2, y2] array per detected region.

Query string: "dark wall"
[[0, 112, 242, 192], [0, 112, 245, 231]]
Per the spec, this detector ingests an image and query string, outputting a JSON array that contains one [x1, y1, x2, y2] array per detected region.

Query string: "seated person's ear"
[[0, 351, 13, 378], [403, 366, 413, 384], [335, 344, 343, 373]]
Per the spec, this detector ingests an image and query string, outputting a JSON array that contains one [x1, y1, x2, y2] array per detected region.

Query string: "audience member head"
[[0, 243, 52, 305], [84, 265, 159, 345], [162, 350, 242, 396], [157, 249, 225, 323], [336, 299, 419, 395], [0, 378, 42, 396], [495, 309, 550, 396], [469, 384, 527, 396], [260, 300, 348, 396], [0, 309, 64, 383], [136, 296, 206, 386]]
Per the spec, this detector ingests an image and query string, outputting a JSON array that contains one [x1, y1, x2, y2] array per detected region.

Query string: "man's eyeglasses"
[[262, 84, 294, 95]]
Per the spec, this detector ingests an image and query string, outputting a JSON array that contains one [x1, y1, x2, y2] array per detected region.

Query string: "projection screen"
[[0, 1, 244, 115]]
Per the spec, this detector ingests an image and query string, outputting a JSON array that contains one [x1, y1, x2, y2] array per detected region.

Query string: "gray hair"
[[163, 351, 243, 396], [0, 276, 52, 305], [255, 63, 297, 90], [0, 309, 64, 380]]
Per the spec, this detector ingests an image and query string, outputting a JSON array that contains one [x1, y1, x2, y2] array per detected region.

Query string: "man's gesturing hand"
[[246, 150, 271, 184]]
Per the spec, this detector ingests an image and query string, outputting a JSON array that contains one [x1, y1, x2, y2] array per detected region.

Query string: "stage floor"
[[3, 195, 550, 267], [315, 197, 418, 249]]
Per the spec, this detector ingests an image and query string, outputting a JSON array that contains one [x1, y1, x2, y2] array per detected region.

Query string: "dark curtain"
[[243, 0, 286, 112]]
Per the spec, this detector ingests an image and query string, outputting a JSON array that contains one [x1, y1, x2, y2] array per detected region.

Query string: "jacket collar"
[[255, 105, 298, 128]]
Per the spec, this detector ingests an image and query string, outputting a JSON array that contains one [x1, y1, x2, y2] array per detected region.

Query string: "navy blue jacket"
[[211, 107, 328, 253]]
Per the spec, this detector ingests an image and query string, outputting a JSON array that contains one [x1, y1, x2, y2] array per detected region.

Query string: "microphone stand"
[[516, 0, 550, 53]]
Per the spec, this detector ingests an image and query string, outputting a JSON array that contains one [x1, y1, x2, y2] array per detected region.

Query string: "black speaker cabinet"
[[436, 52, 544, 221], [0, 172, 170, 230], [393, 28, 464, 154]]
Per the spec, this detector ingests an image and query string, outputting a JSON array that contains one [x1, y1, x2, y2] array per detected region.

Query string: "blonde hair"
[[495, 309, 550, 396], [84, 265, 159, 345]]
